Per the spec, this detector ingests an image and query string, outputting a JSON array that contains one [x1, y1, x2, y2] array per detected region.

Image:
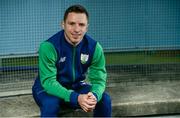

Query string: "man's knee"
[[41, 97, 61, 116], [94, 92, 112, 117], [97, 92, 112, 110], [102, 92, 111, 105]]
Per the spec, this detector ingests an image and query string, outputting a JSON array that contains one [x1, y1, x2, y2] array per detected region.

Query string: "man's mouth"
[[72, 34, 81, 38]]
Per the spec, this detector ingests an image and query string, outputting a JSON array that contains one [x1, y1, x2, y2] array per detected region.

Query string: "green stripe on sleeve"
[[88, 42, 107, 101], [39, 41, 72, 102]]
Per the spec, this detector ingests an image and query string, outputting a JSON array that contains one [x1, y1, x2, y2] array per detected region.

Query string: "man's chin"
[[72, 38, 81, 43], [70, 40, 79, 45]]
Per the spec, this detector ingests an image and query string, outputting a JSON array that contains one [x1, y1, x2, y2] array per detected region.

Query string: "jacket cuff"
[[70, 91, 79, 107]]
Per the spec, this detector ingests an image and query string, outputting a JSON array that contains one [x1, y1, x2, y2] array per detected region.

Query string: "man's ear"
[[61, 21, 64, 29], [86, 24, 89, 31], [85, 24, 89, 33]]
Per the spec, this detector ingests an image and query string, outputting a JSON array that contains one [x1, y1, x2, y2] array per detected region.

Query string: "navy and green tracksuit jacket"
[[33, 30, 107, 106]]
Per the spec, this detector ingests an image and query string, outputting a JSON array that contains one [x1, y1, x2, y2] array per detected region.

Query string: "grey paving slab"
[[1, 80, 180, 117]]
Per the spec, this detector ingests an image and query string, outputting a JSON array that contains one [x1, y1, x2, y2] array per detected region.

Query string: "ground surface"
[[1, 80, 180, 117]]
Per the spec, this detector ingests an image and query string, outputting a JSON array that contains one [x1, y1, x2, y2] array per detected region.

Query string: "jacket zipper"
[[72, 47, 76, 82]]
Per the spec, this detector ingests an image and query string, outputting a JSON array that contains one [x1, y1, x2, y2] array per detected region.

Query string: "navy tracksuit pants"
[[32, 82, 112, 117]]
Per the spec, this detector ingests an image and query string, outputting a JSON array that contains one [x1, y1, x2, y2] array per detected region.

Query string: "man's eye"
[[69, 22, 75, 25], [79, 23, 85, 27]]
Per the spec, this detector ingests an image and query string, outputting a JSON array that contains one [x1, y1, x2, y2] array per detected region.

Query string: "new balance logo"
[[59, 57, 66, 63]]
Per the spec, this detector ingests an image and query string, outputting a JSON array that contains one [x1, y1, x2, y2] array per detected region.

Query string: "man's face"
[[62, 12, 88, 45]]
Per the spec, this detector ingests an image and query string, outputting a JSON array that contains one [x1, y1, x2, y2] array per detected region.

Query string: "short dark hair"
[[63, 4, 89, 22]]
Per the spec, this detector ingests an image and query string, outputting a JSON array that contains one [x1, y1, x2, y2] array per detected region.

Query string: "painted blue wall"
[[0, 0, 180, 55]]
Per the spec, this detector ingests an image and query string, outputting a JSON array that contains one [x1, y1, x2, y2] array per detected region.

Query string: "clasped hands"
[[78, 92, 97, 112]]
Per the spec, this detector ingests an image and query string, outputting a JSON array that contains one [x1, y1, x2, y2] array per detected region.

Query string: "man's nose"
[[74, 24, 80, 32]]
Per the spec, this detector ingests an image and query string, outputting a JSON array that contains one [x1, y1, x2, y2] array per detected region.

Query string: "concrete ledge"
[[1, 80, 180, 117], [113, 99, 180, 116], [0, 89, 32, 97], [0, 95, 39, 117]]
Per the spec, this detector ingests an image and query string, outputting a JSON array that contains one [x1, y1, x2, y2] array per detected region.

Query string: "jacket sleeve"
[[88, 42, 107, 101], [39, 41, 74, 102]]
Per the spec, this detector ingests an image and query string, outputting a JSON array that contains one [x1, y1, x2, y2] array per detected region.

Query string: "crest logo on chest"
[[81, 54, 89, 64]]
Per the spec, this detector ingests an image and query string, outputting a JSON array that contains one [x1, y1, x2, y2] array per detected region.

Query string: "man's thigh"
[[34, 90, 62, 108]]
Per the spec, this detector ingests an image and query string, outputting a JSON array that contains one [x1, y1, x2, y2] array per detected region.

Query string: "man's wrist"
[[70, 91, 79, 107], [92, 92, 98, 101]]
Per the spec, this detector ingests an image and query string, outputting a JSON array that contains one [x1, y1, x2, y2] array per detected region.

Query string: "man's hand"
[[78, 92, 97, 112]]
